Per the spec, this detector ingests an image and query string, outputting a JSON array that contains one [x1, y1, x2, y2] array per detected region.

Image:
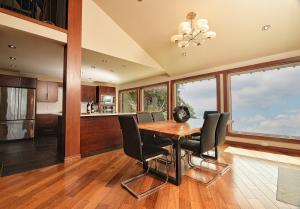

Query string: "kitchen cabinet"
[[35, 114, 58, 137], [81, 85, 97, 102], [20, 77, 37, 89], [0, 74, 37, 88], [99, 86, 116, 96], [37, 81, 58, 102], [0, 74, 20, 87]]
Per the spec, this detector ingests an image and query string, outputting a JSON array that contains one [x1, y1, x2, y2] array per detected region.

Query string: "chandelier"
[[171, 12, 216, 48]]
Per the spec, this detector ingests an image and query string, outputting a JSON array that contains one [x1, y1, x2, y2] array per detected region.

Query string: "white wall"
[[0, 12, 67, 43], [82, 0, 163, 70]]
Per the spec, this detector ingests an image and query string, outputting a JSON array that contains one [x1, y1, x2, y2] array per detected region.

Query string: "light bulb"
[[205, 31, 216, 39], [170, 34, 184, 43], [178, 41, 189, 48], [178, 21, 192, 34]]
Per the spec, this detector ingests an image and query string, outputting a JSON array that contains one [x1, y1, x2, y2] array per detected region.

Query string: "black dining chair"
[[137, 112, 173, 148], [151, 111, 165, 122], [181, 113, 221, 184], [118, 115, 169, 199], [191, 111, 231, 174]]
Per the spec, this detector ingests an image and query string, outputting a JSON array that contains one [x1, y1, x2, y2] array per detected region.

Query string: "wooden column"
[[63, 0, 82, 162]]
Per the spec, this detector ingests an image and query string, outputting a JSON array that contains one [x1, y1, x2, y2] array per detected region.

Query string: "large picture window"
[[230, 64, 300, 138], [175, 77, 217, 126], [142, 84, 168, 118], [120, 89, 137, 113]]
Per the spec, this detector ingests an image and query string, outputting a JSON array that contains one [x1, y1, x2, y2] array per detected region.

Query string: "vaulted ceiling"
[[95, 0, 300, 76]]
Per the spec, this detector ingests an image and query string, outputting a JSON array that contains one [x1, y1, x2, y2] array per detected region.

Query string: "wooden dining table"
[[138, 120, 200, 185]]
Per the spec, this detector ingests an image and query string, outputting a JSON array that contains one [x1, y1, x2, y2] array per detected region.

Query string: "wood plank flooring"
[[0, 146, 299, 209]]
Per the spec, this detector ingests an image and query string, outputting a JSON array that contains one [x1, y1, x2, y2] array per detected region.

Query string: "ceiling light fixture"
[[8, 45, 16, 49], [171, 12, 216, 48], [9, 56, 16, 60], [262, 25, 271, 31]]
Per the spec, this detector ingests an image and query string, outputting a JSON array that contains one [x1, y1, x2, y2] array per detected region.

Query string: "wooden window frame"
[[118, 82, 170, 119], [140, 82, 170, 119], [118, 88, 139, 113], [223, 56, 300, 144], [170, 73, 222, 119]]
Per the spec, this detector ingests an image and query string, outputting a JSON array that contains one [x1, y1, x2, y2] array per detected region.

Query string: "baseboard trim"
[[64, 154, 81, 164], [225, 141, 300, 156]]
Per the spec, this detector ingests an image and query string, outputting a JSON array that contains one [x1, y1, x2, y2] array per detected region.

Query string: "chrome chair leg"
[[185, 152, 218, 185], [121, 155, 169, 199]]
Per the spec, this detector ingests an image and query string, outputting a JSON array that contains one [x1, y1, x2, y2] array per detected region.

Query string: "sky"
[[231, 65, 300, 138], [176, 65, 300, 138]]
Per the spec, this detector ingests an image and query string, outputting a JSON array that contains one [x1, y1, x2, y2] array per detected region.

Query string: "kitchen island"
[[58, 113, 135, 160]]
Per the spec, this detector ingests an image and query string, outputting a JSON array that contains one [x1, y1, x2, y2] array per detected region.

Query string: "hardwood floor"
[[0, 146, 299, 209]]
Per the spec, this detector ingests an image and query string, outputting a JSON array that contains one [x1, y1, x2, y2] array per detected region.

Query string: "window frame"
[[140, 82, 170, 119], [118, 88, 139, 113], [171, 73, 222, 120], [223, 57, 300, 144]]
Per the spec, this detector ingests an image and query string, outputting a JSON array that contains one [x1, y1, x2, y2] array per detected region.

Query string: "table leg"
[[174, 139, 181, 185]]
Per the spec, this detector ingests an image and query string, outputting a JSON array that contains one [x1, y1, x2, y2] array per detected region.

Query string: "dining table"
[[138, 120, 200, 185]]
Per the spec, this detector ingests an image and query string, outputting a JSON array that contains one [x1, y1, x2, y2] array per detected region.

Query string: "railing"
[[0, 0, 67, 29]]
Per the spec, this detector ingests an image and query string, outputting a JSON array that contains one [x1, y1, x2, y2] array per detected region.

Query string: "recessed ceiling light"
[[262, 25, 271, 31], [8, 45, 16, 49], [9, 56, 16, 60]]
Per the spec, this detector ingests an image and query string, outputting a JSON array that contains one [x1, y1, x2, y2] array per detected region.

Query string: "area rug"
[[276, 166, 300, 206]]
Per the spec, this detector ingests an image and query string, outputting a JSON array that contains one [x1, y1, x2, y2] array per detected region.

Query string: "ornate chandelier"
[[171, 12, 216, 48]]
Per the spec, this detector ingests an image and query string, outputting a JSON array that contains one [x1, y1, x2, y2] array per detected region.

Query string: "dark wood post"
[[63, 0, 82, 162]]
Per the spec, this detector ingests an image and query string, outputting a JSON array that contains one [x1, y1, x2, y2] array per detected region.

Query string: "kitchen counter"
[[80, 112, 136, 117], [55, 112, 135, 117]]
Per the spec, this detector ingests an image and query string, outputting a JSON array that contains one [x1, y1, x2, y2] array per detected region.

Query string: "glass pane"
[[176, 78, 217, 127], [120, 90, 137, 113], [231, 65, 300, 138], [143, 85, 168, 118]]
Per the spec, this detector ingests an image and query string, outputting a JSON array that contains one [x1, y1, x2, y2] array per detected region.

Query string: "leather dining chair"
[[151, 111, 165, 122], [191, 112, 231, 174], [118, 115, 169, 199], [136, 112, 173, 148], [181, 113, 221, 184]]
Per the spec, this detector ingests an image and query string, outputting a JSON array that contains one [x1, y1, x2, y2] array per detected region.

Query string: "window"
[[175, 77, 217, 127], [120, 89, 137, 113], [142, 84, 168, 118], [230, 64, 300, 138]]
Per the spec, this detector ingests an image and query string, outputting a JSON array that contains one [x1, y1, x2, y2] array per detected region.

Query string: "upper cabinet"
[[0, 74, 36, 88], [99, 86, 116, 96], [37, 81, 58, 102], [81, 85, 97, 102]]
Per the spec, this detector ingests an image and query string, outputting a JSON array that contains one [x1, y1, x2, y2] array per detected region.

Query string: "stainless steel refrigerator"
[[0, 87, 35, 141]]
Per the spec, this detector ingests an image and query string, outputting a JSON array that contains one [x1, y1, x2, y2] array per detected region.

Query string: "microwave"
[[102, 95, 114, 104]]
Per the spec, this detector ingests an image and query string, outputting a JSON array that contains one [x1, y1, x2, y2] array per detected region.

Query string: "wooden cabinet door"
[[0, 74, 20, 87], [47, 82, 58, 102], [35, 114, 58, 136], [81, 85, 96, 102], [37, 81, 48, 102], [20, 77, 37, 89]]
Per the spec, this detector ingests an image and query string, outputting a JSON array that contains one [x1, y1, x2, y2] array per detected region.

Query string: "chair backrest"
[[118, 115, 143, 161], [200, 113, 221, 154], [136, 112, 153, 123], [152, 112, 165, 122], [203, 111, 218, 119], [216, 112, 230, 146]]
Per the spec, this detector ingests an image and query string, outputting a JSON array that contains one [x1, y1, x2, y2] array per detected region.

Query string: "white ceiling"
[[0, 26, 164, 84], [95, 0, 300, 76]]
